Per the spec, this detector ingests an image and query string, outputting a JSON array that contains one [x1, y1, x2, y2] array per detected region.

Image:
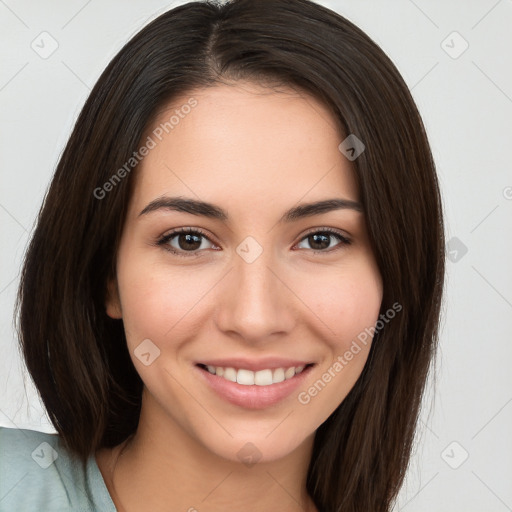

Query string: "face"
[[106, 82, 383, 464]]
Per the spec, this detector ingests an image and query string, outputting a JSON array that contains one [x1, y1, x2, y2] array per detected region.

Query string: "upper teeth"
[[205, 365, 306, 386]]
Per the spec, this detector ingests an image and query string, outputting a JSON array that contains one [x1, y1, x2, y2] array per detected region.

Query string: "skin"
[[96, 81, 383, 512]]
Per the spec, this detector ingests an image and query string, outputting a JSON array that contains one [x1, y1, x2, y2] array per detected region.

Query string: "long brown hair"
[[15, 1, 445, 510]]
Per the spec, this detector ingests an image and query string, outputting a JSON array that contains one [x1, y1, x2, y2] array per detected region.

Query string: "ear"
[[105, 277, 123, 319]]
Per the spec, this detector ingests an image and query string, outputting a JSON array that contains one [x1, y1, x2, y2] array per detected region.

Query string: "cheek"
[[305, 261, 383, 344], [293, 267, 381, 417], [116, 253, 218, 346], [298, 258, 381, 386]]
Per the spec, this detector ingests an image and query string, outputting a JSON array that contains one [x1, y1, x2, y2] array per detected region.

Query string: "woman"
[[0, 0, 445, 511]]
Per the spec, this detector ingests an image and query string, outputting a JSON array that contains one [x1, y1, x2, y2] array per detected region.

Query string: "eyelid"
[[156, 227, 218, 257], [156, 226, 351, 257], [298, 226, 351, 244]]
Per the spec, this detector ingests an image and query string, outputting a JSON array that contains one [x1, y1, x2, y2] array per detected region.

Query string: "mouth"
[[194, 362, 316, 409]]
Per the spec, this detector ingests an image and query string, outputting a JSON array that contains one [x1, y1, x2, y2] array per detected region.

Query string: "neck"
[[97, 393, 317, 512]]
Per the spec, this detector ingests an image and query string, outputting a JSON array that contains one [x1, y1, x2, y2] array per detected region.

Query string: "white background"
[[1, 1, 511, 510]]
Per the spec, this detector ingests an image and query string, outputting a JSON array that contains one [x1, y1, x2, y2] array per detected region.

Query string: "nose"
[[214, 245, 296, 343]]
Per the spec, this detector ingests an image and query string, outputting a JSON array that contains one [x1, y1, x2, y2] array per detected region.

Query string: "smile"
[[197, 363, 313, 386], [195, 362, 316, 409]]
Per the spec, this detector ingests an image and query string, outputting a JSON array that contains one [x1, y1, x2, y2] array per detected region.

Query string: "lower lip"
[[195, 364, 315, 410]]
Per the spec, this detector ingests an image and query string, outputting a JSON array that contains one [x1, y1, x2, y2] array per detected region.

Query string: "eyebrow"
[[138, 196, 363, 222]]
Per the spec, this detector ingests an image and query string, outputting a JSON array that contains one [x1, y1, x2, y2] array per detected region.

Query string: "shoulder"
[[0, 426, 69, 510], [0, 426, 112, 512]]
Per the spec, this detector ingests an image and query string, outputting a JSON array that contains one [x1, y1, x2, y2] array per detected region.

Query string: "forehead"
[[131, 82, 359, 214]]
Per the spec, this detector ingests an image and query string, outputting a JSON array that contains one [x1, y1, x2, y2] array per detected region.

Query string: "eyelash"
[[156, 227, 351, 258]]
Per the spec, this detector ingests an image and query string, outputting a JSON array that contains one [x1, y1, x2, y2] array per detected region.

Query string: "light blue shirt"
[[1, 426, 329, 512], [0, 426, 116, 511]]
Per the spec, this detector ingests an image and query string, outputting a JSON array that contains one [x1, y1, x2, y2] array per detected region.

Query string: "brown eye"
[[296, 229, 351, 252], [157, 228, 216, 257], [174, 232, 203, 251]]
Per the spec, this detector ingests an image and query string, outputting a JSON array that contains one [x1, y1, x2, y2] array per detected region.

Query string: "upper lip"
[[196, 357, 315, 372]]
